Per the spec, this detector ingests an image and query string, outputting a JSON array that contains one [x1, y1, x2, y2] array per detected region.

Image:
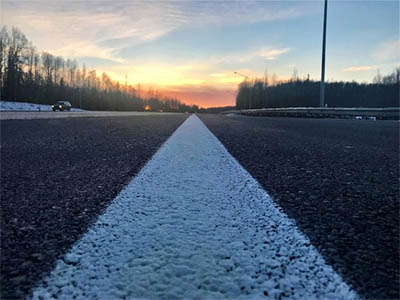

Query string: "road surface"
[[1, 113, 398, 299], [0, 111, 182, 120], [1, 114, 188, 299], [199, 114, 399, 299]]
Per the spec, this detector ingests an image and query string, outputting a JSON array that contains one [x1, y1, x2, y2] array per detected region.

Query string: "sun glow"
[[96, 66, 264, 107], [100, 64, 208, 88]]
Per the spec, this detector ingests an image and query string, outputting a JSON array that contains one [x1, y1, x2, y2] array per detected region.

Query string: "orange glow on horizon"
[[95, 66, 248, 108], [103, 74, 238, 107], [158, 87, 236, 108]]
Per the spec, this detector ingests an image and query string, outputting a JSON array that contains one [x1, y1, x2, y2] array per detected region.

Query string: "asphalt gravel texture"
[[199, 114, 400, 300], [0, 114, 187, 300]]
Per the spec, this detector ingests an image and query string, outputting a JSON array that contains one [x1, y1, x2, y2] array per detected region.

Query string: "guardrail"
[[221, 107, 400, 120]]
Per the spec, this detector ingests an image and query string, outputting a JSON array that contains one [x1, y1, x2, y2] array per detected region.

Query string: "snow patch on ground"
[[0, 101, 83, 111], [31, 114, 358, 299]]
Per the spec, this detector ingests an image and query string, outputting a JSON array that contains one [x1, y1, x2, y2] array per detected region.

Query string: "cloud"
[[1, 1, 186, 61], [185, 1, 316, 26], [260, 48, 291, 60], [209, 70, 263, 85], [51, 42, 125, 63], [210, 73, 226, 78], [94, 57, 263, 90], [210, 47, 291, 66], [343, 66, 374, 72], [372, 39, 400, 61], [1, 0, 312, 106], [2, 1, 312, 62], [96, 63, 211, 87]]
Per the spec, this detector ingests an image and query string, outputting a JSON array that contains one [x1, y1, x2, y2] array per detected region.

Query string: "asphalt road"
[[0, 114, 188, 299], [1, 113, 399, 299], [0, 111, 181, 120], [30, 115, 357, 300], [199, 114, 399, 299]]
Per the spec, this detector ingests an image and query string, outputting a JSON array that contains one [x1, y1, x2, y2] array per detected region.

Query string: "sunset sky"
[[2, 1, 399, 107]]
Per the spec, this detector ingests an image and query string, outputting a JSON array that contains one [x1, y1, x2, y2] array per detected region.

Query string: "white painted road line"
[[31, 115, 358, 299]]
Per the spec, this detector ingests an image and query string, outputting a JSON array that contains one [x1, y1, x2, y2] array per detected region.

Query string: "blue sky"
[[2, 0, 399, 107]]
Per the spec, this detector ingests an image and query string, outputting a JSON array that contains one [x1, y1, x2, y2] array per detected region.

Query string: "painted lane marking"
[[31, 115, 358, 299]]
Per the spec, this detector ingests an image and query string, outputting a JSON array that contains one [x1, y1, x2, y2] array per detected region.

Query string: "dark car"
[[52, 101, 72, 111]]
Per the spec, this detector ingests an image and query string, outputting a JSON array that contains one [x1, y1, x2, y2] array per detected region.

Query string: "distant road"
[[0, 111, 182, 120]]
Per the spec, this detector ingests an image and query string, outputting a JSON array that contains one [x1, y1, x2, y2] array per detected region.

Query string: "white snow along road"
[[31, 114, 358, 299]]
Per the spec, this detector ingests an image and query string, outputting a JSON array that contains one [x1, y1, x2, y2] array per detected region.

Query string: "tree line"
[[236, 69, 400, 109], [0, 26, 201, 112]]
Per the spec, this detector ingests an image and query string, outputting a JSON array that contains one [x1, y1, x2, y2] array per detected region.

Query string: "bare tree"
[[0, 26, 9, 97], [0, 26, 200, 112], [42, 52, 54, 84], [53, 56, 64, 85], [5, 27, 28, 100], [26, 45, 36, 83]]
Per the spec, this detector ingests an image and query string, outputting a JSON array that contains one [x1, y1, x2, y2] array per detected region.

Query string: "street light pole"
[[320, 0, 328, 107], [234, 71, 249, 80]]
